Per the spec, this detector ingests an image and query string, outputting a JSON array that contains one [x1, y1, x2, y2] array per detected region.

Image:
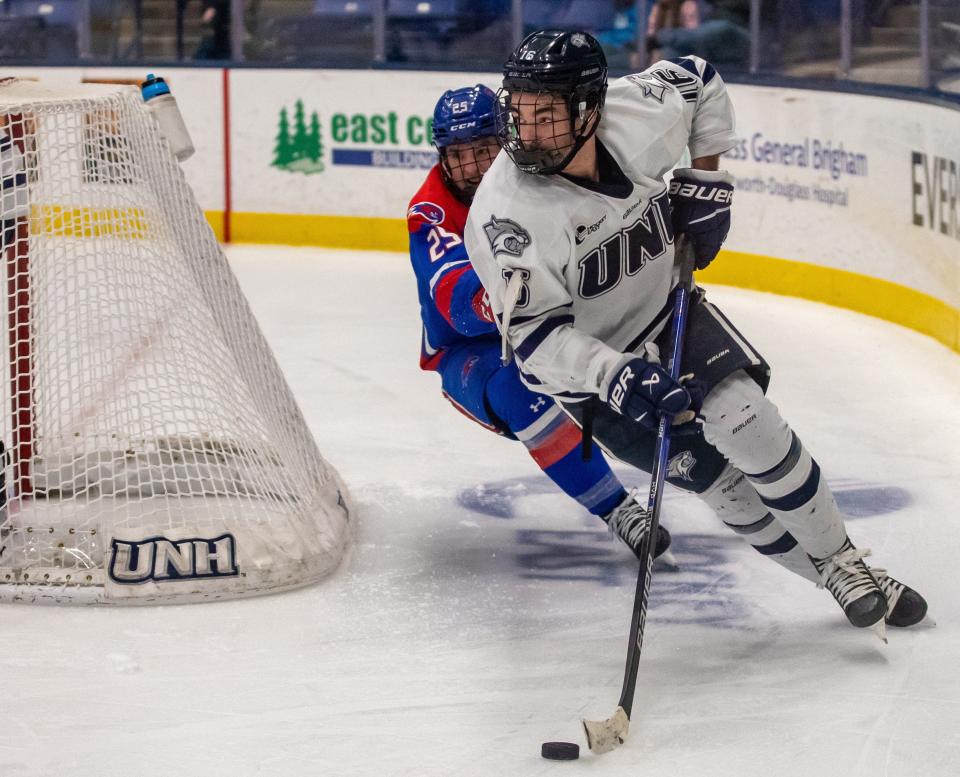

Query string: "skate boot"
[[810, 538, 887, 629], [603, 492, 672, 561], [873, 571, 928, 627]]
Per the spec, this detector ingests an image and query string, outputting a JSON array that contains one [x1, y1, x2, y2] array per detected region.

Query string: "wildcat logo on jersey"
[[668, 450, 697, 482], [408, 201, 446, 227], [484, 216, 531, 258], [108, 533, 239, 584]]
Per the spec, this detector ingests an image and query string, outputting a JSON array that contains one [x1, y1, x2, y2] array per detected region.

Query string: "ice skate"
[[811, 539, 887, 632], [603, 492, 673, 563], [873, 570, 929, 627]]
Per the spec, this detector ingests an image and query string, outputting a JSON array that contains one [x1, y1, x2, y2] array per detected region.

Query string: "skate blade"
[[654, 548, 680, 572], [870, 618, 887, 643], [896, 614, 937, 629]]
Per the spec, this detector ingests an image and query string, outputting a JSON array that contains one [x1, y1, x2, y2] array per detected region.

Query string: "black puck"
[[541, 741, 580, 760]]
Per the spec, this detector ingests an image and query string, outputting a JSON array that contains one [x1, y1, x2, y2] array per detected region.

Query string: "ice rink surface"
[[2, 245, 958, 777]]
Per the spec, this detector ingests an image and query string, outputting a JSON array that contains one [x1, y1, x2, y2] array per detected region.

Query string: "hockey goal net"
[[0, 79, 352, 604]]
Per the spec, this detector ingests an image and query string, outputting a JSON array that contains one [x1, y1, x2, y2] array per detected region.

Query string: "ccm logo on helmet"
[[450, 121, 478, 131], [668, 181, 733, 204]]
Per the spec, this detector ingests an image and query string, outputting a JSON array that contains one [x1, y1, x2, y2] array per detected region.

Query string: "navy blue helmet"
[[432, 84, 501, 149], [432, 85, 503, 203]]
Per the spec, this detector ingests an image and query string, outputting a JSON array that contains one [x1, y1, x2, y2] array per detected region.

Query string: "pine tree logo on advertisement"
[[272, 100, 325, 175], [268, 99, 439, 171]]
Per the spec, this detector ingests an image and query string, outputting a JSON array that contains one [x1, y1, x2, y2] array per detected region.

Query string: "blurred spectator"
[[595, 1, 642, 55], [871, 0, 907, 27], [597, 1, 703, 70], [420, 0, 516, 67], [195, 0, 231, 59], [647, 0, 702, 63], [652, 2, 750, 68], [856, 0, 912, 45], [598, 1, 750, 70], [650, 0, 703, 32], [710, 0, 750, 27]]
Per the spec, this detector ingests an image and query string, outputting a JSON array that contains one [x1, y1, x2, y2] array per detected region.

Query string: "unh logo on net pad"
[[108, 534, 239, 584]]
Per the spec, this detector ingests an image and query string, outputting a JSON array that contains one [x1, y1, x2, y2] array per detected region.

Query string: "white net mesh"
[[0, 79, 352, 604]]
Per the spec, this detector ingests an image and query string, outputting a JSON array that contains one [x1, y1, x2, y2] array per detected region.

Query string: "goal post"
[[0, 79, 353, 604]]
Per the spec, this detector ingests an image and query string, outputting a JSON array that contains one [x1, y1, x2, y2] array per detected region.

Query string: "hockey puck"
[[541, 741, 580, 760]]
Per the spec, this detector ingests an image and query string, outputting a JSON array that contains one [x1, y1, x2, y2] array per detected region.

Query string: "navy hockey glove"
[[668, 168, 734, 270], [601, 351, 694, 431]]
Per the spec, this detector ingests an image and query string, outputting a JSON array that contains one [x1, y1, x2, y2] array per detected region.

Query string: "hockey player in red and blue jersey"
[[408, 85, 670, 559]]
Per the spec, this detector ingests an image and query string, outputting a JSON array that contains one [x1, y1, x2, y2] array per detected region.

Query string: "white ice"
[[1, 245, 958, 777]]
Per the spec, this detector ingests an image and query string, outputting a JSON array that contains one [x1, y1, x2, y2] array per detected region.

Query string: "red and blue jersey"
[[405, 166, 627, 520], [407, 165, 497, 371]]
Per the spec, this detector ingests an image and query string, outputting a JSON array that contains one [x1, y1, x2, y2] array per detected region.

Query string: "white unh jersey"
[[465, 56, 737, 401]]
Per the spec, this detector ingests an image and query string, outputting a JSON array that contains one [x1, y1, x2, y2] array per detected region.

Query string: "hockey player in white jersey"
[[464, 30, 927, 634]]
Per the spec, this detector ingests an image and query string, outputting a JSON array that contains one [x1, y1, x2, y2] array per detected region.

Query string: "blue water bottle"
[[141, 73, 195, 162]]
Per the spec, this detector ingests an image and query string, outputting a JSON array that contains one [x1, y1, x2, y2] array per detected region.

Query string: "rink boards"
[[2, 66, 957, 351]]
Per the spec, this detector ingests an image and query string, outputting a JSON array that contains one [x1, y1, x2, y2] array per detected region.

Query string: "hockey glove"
[[601, 351, 694, 431], [668, 168, 734, 270]]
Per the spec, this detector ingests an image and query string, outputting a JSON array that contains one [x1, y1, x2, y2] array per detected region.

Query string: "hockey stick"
[[582, 235, 697, 754]]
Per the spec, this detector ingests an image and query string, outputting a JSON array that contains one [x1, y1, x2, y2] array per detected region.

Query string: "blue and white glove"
[[668, 168, 734, 270], [601, 347, 699, 431]]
